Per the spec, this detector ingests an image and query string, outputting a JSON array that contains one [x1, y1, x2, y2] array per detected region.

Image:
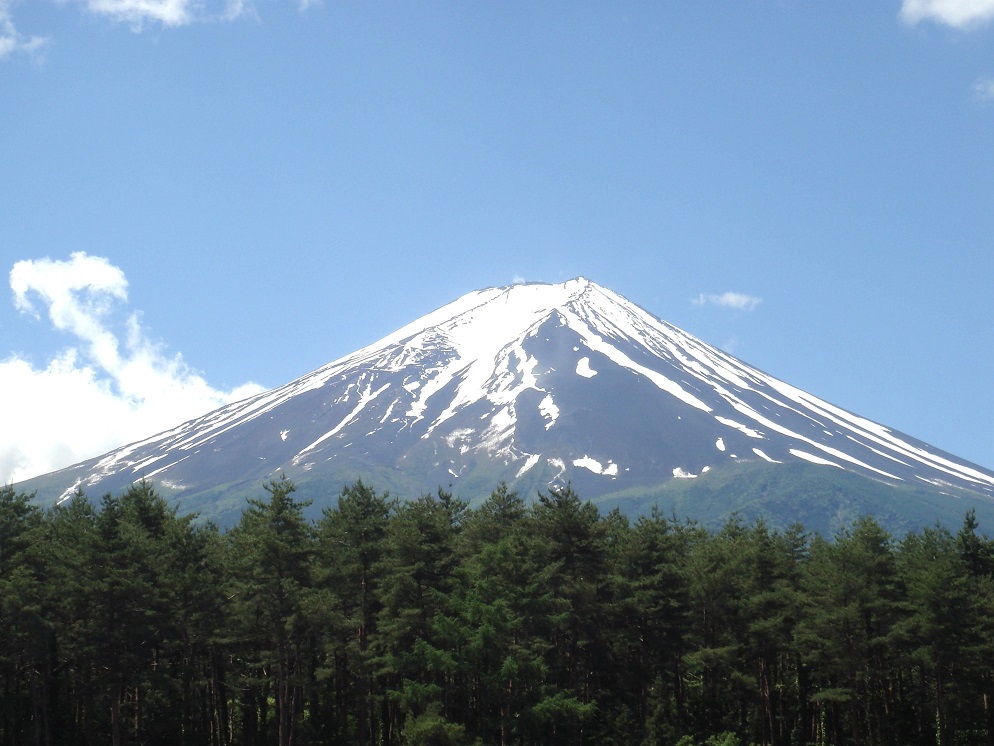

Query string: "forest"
[[2, 477, 994, 746]]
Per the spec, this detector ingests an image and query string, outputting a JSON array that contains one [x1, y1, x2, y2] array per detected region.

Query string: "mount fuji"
[[21, 278, 994, 532]]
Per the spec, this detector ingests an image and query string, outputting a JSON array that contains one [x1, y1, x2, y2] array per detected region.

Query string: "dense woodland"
[[3, 478, 994, 746]]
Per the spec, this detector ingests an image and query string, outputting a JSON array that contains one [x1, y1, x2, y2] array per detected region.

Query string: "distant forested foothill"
[[3, 477, 994, 746]]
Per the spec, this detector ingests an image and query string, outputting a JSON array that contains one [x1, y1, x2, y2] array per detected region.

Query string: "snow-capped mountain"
[[22, 278, 994, 528]]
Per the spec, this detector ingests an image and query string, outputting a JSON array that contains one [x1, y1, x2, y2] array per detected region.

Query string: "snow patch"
[[547, 457, 567, 481], [444, 428, 475, 448], [752, 448, 781, 463], [715, 438, 726, 452], [573, 455, 619, 476], [294, 382, 390, 462], [558, 307, 712, 412], [143, 456, 191, 479], [280, 429, 289, 442], [789, 449, 843, 468], [715, 417, 764, 438], [516, 453, 540, 478], [576, 357, 597, 378], [479, 406, 516, 451], [672, 467, 697, 479], [539, 393, 559, 429]]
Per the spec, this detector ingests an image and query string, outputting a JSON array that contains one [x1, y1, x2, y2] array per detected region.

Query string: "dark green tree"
[[371, 489, 465, 743], [314, 480, 393, 744], [0, 485, 47, 745], [796, 517, 906, 746], [898, 525, 986, 746], [227, 475, 316, 746]]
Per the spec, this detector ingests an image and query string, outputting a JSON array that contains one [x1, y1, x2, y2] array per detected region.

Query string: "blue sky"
[[2, 0, 993, 485]]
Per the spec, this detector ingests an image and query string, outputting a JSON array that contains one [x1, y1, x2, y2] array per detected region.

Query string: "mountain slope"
[[21, 277, 994, 530]]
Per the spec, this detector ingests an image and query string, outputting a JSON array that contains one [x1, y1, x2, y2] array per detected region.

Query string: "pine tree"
[[620, 508, 692, 744], [683, 517, 752, 741], [527, 484, 609, 744], [898, 525, 986, 746], [227, 475, 316, 746], [371, 489, 464, 743], [796, 517, 906, 746], [0, 485, 47, 745], [314, 480, 393, 744]]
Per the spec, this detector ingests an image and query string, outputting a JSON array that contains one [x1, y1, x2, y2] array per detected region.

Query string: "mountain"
[[20, 277, 994, 533]]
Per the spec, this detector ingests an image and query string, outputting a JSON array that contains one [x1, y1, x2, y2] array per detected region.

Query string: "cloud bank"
[[693, 292, 763, 312], [900, 0, 994, 29], [1, 252, 264, 485]]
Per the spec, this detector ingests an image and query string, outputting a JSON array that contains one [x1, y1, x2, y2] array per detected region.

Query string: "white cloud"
[[3, 0, 314, 59], [973, 76, 994, 101], [84, 0, 193, 27], [65, 0, 310, 28], [900, 0, 994, 29], [693, 291, 763, 312], [0, 0, 48, 59], [1, 252, 264, 484]]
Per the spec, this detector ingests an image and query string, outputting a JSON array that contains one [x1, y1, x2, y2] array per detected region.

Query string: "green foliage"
[[596, 460, 994, 538], [9, 478, 994, 744]]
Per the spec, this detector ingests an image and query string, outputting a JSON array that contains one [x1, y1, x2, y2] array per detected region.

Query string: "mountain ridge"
[[19, 277, 994, 531]]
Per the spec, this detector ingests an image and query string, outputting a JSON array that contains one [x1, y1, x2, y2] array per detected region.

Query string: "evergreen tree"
[[527, 484, 609, 743], [227, 475, 316, 746], [684, 517, 752, 741], [314, 479, 393, 744], [898, 526, 985, 746], [0, 485, 47, 745], [620, 508, 692, 745], [796, 517, 906, 746], [372, 489, 464, 743]]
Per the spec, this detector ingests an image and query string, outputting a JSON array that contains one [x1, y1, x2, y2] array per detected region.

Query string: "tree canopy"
[[3, 479, 994, 745]]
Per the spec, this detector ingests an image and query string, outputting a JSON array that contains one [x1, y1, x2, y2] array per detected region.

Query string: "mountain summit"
[[22, 278, 994, 529]]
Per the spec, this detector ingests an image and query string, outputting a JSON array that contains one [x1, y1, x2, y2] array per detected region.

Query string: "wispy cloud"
[[1, 252, 264, 484], [693, 291, 763, 312], [900, 0, 994, 29], [2, 0, 303, 54], [77, 0, 242, 28], [0, 0, 48, 59], [973, 76, 994, 102]]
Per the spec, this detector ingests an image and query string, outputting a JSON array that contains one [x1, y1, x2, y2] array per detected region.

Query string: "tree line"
[[2, 477, 994, 746]]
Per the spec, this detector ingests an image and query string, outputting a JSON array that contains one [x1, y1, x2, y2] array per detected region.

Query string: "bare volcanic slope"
[[21, 278, 994, 530]]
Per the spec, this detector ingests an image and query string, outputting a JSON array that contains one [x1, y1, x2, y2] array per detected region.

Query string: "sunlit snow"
[[539, 394, 559, 429], [573, 455, 619, 476], [715, 417, 764, 439], [52, 277, 994, 501], [293, 382, 390, 463], [516, 453, 540, 478], [576, 357, 597, 378], [789, 449, 843, 469]]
